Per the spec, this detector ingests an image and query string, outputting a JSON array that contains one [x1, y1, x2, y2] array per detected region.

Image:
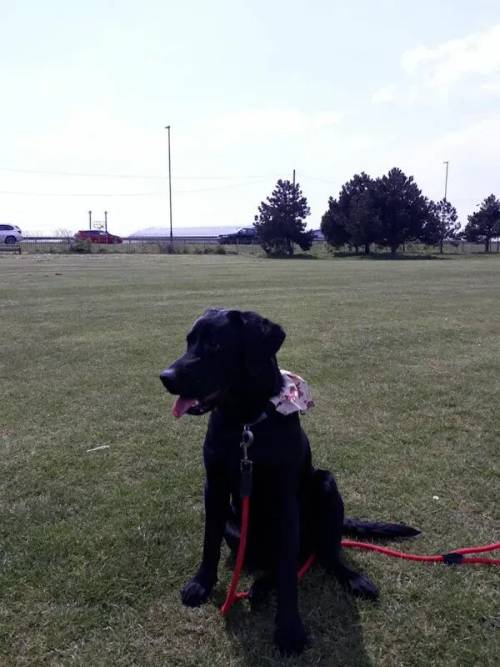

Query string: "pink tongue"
[[172, 397, 198, 418]]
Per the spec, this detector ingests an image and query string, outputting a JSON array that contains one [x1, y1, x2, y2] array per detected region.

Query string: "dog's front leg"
[[181, 466, 229, 607], [274, 491, 308, 656]]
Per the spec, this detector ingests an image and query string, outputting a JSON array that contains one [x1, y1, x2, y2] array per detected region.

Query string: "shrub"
[[69, 239, 92, 253]]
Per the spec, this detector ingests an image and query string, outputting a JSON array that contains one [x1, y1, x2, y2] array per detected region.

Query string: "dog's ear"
[[239, 311, 286, 362]]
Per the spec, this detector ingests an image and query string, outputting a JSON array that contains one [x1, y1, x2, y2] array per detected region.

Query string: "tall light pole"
[[443, 161, 449, 201], [165, 125, 173, 245]]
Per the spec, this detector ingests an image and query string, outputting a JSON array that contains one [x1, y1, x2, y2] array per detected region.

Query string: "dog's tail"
[[343, 517, 420, 539]]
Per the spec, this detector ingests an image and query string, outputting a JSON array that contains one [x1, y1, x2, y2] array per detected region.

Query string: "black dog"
[[160, 308, 418, 655]]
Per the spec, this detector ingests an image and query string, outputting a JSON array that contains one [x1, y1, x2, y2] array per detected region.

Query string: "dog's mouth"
[[172, 390, 223, 418]]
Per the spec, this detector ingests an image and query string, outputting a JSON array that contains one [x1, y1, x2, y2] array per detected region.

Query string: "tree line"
[[253, 168, 500, 256]]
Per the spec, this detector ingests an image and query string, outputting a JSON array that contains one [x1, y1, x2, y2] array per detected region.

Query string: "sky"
[[1, 0, 500, 237]]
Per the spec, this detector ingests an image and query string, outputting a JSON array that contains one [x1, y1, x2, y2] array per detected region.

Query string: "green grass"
[[0, 253, 499, 666]]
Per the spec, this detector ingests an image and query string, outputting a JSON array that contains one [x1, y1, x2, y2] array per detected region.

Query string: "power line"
[[0, 168, 484, 204], [0, 188, 486, 200], [0, 167, 166, 178], [0, 166, 269, 181], [0, 190, 167, 197]]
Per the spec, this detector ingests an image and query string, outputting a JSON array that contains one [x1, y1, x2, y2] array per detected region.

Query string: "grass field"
[[1, 253, 499, 666]]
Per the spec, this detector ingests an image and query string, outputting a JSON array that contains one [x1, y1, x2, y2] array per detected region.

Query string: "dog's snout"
[[160, 368, 178, 393]]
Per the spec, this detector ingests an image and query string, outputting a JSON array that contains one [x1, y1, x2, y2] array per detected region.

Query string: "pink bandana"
[[270, 370, 315, 415]]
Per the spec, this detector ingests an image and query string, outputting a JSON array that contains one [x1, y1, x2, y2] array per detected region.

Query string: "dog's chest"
[[204, 427, 280, 471], [204, 411, 306, 473]]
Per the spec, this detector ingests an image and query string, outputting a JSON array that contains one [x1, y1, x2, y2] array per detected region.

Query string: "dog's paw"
[[274, 617, 309, 656], [345, 574, 379, 601], [180, 576, 214, 607]]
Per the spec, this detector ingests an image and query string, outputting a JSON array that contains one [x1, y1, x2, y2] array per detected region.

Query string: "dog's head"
[[159, 308, 285, 417]]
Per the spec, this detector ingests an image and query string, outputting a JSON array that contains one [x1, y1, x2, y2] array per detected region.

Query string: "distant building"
[[130, 226, 240, 237]]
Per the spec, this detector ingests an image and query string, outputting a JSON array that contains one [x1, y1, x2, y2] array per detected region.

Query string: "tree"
[[254, 179, 313, 256], [53, 228, 74, 239], [321, 172, 379, 254], [371, 168, 433, 254], [463, 194, 500, 252], [423, 199, 460, 253], [320, 196, 350, 248], [338, 173, 379, 254]]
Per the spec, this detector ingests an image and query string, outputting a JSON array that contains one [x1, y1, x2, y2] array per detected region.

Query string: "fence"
[[331, 240, 500, 255], [11, 237, 500, 255], [20, 235, 220, 252]]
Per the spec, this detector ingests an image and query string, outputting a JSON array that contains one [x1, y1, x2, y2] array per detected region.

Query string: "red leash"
[[220, 496, 251, 614], [340, 540, 500, 566], [220, 498, 500, 615], [220, 429, 254, 616], [220, 426, 499, 616]]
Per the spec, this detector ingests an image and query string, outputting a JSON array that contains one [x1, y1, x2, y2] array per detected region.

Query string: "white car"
[[0, 224, 23, 244]]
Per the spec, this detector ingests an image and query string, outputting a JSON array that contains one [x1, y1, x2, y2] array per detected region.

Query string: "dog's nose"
[[159, 368, 177, 393]]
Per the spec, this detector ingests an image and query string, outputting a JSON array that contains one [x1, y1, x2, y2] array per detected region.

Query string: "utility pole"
[[88, 210, 92, 230], [104, 211, 108, 233], [292, 169, 296, 187], [165, 125, 173, 246], [443, 161, 449, 201]]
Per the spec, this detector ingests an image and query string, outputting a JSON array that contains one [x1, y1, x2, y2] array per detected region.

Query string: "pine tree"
[[321, 197, 350, 248], [464, 194, 500, 252], [254, 179, 313, 256], [427, 199, 460, 253], [339, 173, 379, 254], [372, 168, 432, 254]]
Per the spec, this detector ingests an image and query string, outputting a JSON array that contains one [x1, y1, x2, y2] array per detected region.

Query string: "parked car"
[[218, 227, 258, 244], [0, 224, 22, 244], [75, 230, 122, 244]]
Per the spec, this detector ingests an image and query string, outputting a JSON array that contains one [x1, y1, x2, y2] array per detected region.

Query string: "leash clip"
[[240, 425, 254, 462], [240, 426, 254, 497]]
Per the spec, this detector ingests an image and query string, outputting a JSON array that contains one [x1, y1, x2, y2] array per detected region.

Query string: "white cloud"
[[5, 105, 345, 236], [187, 108, 343, 149], [311, 111, 344, 129], [372, 24, 500, 105], [371, 84, 398, 104], [434, 114, 500, 161], [401, 24, 500, 92], [22, 109, 162, 173], [402, 114, 500, 221], [481, 80, 500, 95]]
